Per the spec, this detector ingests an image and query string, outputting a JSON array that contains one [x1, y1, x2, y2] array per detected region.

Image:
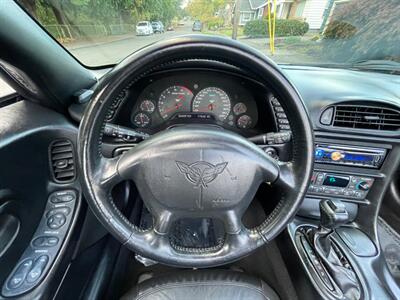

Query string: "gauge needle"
[[164, 100, 183, 114], [208, 103, 215, 111]]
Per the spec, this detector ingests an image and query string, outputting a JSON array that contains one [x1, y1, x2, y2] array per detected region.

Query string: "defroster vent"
[[49, 140, 76, 183]]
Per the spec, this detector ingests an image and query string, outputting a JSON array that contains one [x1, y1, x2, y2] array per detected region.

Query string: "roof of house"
[[249, 0, 269, 9], [239, 0, 269, 11]]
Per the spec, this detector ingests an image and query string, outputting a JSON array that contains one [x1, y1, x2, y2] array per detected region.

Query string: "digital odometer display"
[[192, 87, 231, 121], [158, 86, 193, 119]]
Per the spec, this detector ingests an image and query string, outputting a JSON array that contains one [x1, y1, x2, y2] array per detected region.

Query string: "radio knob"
[[356, 181, 370, 191]]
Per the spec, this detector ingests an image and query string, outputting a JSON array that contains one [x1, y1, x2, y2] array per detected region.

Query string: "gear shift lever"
[[316, 200, 349, 253], [320, 199, 349, 230], [313, 200, 360, 300]]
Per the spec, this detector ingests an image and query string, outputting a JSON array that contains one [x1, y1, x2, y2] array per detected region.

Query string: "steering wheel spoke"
[[95, 156, 125, 191], [152, 209, 175, 235], [274, 161, 297, 193]]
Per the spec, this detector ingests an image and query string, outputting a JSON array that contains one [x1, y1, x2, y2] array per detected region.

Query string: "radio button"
[[316, 173, 325, 184], [344, 190, 355, 197], [354, 191, 364, 199]]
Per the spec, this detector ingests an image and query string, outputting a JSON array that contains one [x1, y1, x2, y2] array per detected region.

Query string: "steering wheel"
[[78, 36, 314, 268]]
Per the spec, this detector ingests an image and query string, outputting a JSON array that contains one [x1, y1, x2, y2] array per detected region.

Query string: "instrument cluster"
[[129, 71, 259, 131]]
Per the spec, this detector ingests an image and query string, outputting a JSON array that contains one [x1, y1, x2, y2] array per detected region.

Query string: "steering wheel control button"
[[50, 190, 76, 204], [26, 256, 49, 283], [6, 259, 33, 290], [46, 207, 71, 218], [47, 213, 66, 229], [32, 236, 59, 248]]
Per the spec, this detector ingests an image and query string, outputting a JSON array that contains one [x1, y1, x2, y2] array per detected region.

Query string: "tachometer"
[[192, 87, 231, 121], [158, 86, 193, 119]]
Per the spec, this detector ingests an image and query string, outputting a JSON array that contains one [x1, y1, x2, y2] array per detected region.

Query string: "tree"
[[186, 0, 227, 23]]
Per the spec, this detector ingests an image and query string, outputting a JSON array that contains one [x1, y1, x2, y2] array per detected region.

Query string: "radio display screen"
[[323, 175, 349, 187], [344, 153, 374, 162]]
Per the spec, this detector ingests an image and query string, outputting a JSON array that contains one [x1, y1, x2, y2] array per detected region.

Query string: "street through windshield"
[[17, 0, 400, 68]]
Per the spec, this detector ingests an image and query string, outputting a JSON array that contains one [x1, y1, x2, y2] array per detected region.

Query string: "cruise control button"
[[26, 256, 49, 283], [7, 259, 33, 289], [32, 236, 59, 248], [46, 207, 71, 218], [47, 213, 66, 229]]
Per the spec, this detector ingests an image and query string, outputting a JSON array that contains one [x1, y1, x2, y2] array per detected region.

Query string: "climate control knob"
[[356, 181, 370, 191]]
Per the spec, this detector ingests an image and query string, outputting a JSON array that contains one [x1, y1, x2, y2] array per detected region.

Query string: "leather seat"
[[121, 269, 280, 300]]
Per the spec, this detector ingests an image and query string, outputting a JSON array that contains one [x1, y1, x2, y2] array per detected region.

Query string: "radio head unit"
[[315, 144, 386, 168]]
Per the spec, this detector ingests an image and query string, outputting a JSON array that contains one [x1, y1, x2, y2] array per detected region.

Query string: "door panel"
[[0, 99, 80, 299]]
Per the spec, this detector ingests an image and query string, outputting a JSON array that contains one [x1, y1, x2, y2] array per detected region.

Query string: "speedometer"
[[192, 87, 231, 121], [158, 86, 193, 120]]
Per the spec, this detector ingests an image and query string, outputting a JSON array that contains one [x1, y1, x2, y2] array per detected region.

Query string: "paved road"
[[69, 26, 195, 66], [68, 26, 314, 67]]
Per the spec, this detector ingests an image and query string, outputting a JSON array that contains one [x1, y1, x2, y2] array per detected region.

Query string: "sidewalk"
[[63, 33, 135, 50]]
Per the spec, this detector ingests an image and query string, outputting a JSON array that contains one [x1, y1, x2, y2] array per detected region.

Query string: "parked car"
[[192, 20, 202, 31], [136, 21, 153, 36], [151, 21, 164, 33], [166, 25, 174, 31]]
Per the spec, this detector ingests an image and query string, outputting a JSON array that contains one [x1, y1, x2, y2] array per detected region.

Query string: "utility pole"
[[232, 0, 240, 40]]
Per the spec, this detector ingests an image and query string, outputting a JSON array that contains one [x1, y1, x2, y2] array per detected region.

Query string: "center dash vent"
[[49, 140, 75, 183], [322, 104, 400, 131]]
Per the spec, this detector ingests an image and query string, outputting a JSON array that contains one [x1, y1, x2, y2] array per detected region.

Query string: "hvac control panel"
[[308, 172, 374, 200]]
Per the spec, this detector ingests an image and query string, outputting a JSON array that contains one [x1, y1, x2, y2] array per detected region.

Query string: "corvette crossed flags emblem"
[[176, 161, 228, 188]]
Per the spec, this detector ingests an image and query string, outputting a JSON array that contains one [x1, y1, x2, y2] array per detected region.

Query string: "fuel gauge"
[[133, 112, 151, 128]]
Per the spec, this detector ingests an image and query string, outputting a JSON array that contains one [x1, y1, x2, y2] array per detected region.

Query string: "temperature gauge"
[[237, 115, 252, 129], [133, 112, 151, 128], [140, 100, 155, 113]]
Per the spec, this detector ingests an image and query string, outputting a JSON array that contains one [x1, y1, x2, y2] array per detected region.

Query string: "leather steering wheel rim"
[[78, 35, 314, 268]]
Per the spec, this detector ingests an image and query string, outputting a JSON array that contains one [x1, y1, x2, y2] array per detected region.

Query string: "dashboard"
[[113, 70, 271, 136]]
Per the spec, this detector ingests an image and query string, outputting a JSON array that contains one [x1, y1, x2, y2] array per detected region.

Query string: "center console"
[[299, 143, 387, 221], [307, 144, 386, 202], [290, 138, 397, 300]]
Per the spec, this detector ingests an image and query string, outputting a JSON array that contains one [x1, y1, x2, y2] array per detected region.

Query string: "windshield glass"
[[17, 0, 400, 68]]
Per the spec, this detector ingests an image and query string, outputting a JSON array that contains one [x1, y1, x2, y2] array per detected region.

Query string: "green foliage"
[[323, 20, 356, 39], [244, 18, 309, 38], [243, 19, 268, 37], [19, 0, 181, 35], [186, 0, 227, 23], [207, 17, 224, 30]]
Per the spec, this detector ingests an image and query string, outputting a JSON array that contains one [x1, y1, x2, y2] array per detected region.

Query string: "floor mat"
[[378, 217, 400, 280]]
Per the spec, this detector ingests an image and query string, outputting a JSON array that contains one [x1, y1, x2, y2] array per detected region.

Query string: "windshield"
[[17, 0, 400, 69]]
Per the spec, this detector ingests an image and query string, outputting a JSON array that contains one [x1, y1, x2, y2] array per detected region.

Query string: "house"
[[238, 0, 331, 31], [238, 0, 269, 25], [276, 0, 331, 30]]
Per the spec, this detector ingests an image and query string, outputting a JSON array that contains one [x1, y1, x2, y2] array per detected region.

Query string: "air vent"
[[49, 140, 75, 183], [331, 104, 400, 131]]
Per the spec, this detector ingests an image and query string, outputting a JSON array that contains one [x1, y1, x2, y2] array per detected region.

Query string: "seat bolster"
[[121, 270, 279, 300]]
